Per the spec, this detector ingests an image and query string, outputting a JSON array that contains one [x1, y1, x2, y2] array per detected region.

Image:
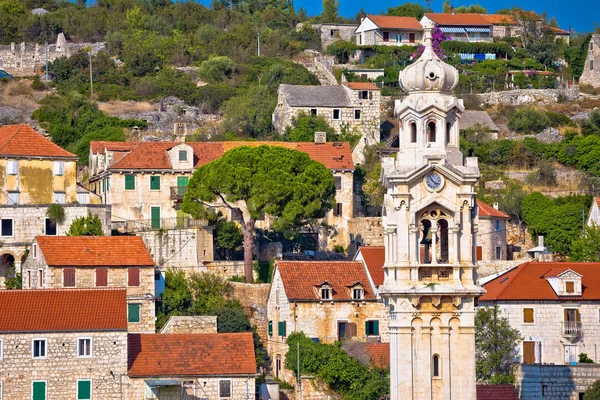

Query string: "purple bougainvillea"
[[412, 26, 450, 59]]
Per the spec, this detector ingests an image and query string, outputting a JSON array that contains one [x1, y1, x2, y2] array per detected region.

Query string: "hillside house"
[[127, 332, 256, 399], [0, 289, 129, 399], [587, 197, 600, 226], [476, 200, 509, 262], [355, 15, 423, 46], [273, 82, 381, 164], [480, 262, 600, 365], [89, 140, 356, 249], [481, 14, 520, 38], [421, 13, 493, 42], [0, 124, 110, 286], [22, 236, 156, 333], [580, 35, 600, 89], [267, 260, 388, 381], [312, 23, 358, 49]]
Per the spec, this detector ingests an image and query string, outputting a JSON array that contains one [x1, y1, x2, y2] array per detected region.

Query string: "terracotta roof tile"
[[545, 25, 570, 35], [36, 236, 155, 267], [90, 141, 137, 154], [365, 342, 390, 368], [0, 124, 76, 159], [0, 288, 127, 332], [425, 13, 492, 26], [366, 15, 423, 30], [343, 82, 380, 90], [358, 246, 385, 287], [127, 333, 256, 377], [480, 262, 600, 301], [477, 200, 509, 219], [476, 385, 519, 400], [482, 14, 517, 25], [277, 261, 376, 301]]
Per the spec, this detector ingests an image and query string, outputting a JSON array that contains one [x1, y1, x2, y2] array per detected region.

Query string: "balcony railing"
[[563, 321, 582, 336], [112, 217, 205, 233], [170, 186, 187, 200]]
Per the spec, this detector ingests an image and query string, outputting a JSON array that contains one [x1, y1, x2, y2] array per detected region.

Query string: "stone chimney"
[[450, 6, 455, 15], [538, 235, 544, 248], [493, 202, 499, 210], [174, 122, 187, 143], [314, 131, 326, 144]]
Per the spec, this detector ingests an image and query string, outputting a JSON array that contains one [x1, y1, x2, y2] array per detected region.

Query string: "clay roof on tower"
[[127, 332, 256, 377], [0, 288, 127, 332], [365, 15, 423, 30], [357, 246, 385, 287], [424, 13, 492, 26], [35, 236, 155, 267], [0, 124, 76, 159], [277, 261, 377, 301], [476, 200, 509, 219], [480, 262, 600, 301]]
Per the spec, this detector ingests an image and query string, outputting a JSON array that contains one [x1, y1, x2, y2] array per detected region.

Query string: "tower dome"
[[399, 21, 459, 93]]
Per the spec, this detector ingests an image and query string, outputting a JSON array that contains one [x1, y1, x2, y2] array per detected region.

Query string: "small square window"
[[352, 288, 363, 300], [179, 150, 188, 162], [439, 270, 449, 280], [128, 303, 141, 323], [77, 338, 92, 358], [366, 320, 379, 336], [45, 218, 57, 236], [7, 191, 19, 205], [566, 281, 575, 293], [310, 109, 317, 115], [354, 109, 361, 120], [333, 109, 340, 120], [32, 338, 47, 359], [7, 160, 18, 175], [150, 176, 161, 190], [321, 287, 331, 300], [1, 219, 13, 237], [359, 90, 368, 99], [125, 175, 135, 190], [219, 379, 232, 398], [53, 192, 65, 204], [334, 176, 342, 190], [53, 161, 64, 176]]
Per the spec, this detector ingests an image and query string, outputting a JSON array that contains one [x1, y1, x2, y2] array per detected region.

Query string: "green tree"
[[4, 263, 22, 290], [198, 56, 236, 83], [214, 219, 243, 260], [66, 213, 105, 236], [570, 224, 600, 261], [321, 0, 339, 22], [221, 85, 277, 138], [182, 146, 336, 282], [476, 306, 521, 384], [285, 112, 335, 142], [507, 107, 551, 134], [455, 4, 488, 13], [156, 269, 192, 329], [584, 380, 600, 400], [387, 2, 425, 19]]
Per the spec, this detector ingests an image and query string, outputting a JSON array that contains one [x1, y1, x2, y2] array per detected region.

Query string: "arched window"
[[432, 354, 440, 377], [410, 122, 417, 143], [427, 121, 436, 143], [446, 122, 451, 145]]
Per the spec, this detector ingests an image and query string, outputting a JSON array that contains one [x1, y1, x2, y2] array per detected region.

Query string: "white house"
[[355, 15, 423, 46]]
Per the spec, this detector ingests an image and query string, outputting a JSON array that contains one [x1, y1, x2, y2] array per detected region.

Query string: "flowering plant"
[[412, 26, 450, 59]]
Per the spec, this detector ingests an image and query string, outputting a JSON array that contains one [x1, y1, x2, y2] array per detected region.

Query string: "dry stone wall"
[[232, 282, 270, 342], [475, 87, 580, 106], [514, 364, 600, 400]]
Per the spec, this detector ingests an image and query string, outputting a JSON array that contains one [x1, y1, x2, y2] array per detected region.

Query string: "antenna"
[[424, 0, 433, 12]]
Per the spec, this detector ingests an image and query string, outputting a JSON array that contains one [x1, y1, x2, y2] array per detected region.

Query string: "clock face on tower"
[[425, 173, 444, 191]]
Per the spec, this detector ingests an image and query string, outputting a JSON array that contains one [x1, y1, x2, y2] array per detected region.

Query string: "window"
[[53, 161, 64, 176], [219, 379, 232, 399], [32, 339, 47, 359], [150, 175, 161, 190], [128, 303, 141, 323], [321, 287, 331, 300], [124, 175, 135, 190], [32, 381, 46, 400], [495, 247, 502, 260], [591, 60, 594, 71], [427, 121, 436, 142], [495, 220, 501, 231], [333, 109, 340, 120], [333, 203, 343, 217], [566, 281, 575, 293], [591, 41, 594, 51], [77, 380, 91, 400], [446, 122, 451, 145], [27, 271, 31, 288], [310, 108, 317, 115], [268, 321, 273, 336], [439, 270, 449, 280], [359, 90, 369, 99], [7, 160, 18, 175], [1, 219, 13, 237], [0, 339, 3, 360], [396, 34, 402, 42], [278, 321, 287, 337], [77, 338, 92, 358], [128, 267, 140, 286], [178, 150, 188, 162], [53, 192, 65, 204], [7, 191, 18, 205], [432, 354, 440, 377], [334, 176, 342, 191], [354, 109, 361, 120], [382, 31, 389, 42], [96, 268, 108, 287], [63, 268, 76, 287], [38, 270, 43, 288], [410, 122, 417, 143], [524, 308, 534, 323], [421, 269, 432, 279], [366, 320, 379, 336], [33, 244, 37, 259], [45, 218, 57, 236], [352, 288, 363, 300]]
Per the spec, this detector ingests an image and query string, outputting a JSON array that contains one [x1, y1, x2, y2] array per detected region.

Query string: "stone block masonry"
[[514, 364, 600, 400], [474, 87, 580, 106]]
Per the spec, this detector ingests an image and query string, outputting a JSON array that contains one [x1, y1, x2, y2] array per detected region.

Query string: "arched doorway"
[[0, 253, 15, 287]]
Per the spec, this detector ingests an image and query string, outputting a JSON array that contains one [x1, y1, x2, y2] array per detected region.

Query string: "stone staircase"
[[296, 50, 338, 86]]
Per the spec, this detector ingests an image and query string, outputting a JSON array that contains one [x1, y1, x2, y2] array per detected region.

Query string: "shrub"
[[579, 353, 594, 363], [546, 111, 576, 128], [507, 107, 551, 134], [285, 112, 335, 142]]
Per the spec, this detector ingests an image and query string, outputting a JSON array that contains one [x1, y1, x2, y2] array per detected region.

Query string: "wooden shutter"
[[348, 322, 357, 338], [566, 281, 574, 293], [268, 321, 273, 336], [524, 308, 534, 323], [523, 341, 535, 364], [125, 175, 135, 190], [128, 267, 140, 286], [373, 320, 379, 335], [278, 321, 287, 337], [476, 246, 483, 261], [63, 268, 75, 287], [96, 268, 108, 287]]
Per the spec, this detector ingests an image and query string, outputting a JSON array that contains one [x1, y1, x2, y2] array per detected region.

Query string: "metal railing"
[[563, 321, 582, 336], [112, 217, 205, 233], [170, 186, 187, 200]]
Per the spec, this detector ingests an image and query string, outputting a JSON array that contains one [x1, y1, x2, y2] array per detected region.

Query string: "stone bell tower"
[[380, 20, 484, 400]]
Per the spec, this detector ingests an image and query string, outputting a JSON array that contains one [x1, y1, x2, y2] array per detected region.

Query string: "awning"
[[145, 379, 181, 387], [440, 27, 466, 33], [465, 27, 490, 33]]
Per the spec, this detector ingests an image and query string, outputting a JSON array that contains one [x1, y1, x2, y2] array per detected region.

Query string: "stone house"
[[272, 82, 381, 164], [475, 200, 509, 262], [0, 124, 109, 286], [89, 140, 356, 249], [312, 23, 358, 49], [355, 15, 423, 46], [22, 236, 156, 333], [0, 288, 129, 399], [480, 262, 600, 365], [127, 332, 256, 399], [481, 14, 520, 38], [267, 260, 389, 381], [586, 197, 600, 226], [421, 13, 493, 42], [580, 34, 600, 89]]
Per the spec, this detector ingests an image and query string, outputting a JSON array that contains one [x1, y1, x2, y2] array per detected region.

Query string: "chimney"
[[174, 122, 187, 143], [450, 6, 455, 15], [314, 131, 326, 144], [493, 202, 499, 210], [538, 236, 544, 248]]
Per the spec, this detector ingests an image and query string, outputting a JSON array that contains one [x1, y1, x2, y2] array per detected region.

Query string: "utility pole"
[[45, 41, 48, 81], [297, 342, 302, 400], [88, 49, 94, 99], [257, 30, 261, 57], [583, 209, 585, 232]]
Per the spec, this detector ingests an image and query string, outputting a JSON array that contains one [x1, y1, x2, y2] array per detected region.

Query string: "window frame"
[[321, 287, 331, 300], [523, 307, 535, 323], [149, 175, 161, 191], [53, 161, 64, 176], [365, 320, 379, 336], [332, 109, 340, 120], [7, 191, 19, 205], [44, 218, 57, 236], [76, 379, 92, 400], [0, 219, 14, 237], [63, 268, 76, 287], [178, 150, 188, 162], [333, 202, 343, 217], [53, 192, 65, 204], [124, 175, 136, 190], [432, 354, 441, 378], [7, 160, 18, 175], [354, 109, 361, 120], [495, 246, 502, 260], [352, 287, 363, 300], [128, 303, 141, 324], [218, 378, 232, 399], [334, 176, 342, 191], [128, 267, 141, 287], [77, 337, 93, 358], [95, 268, 108, 287], [566, 281, 575, 294], [32, 338, 47, 359]]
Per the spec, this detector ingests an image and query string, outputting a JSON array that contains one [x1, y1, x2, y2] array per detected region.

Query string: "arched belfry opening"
[[411, 122, 417, 143], [418, 207, 451, 264], [427, 121, 436, 143]]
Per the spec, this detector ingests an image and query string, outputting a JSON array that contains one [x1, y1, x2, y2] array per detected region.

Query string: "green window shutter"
[[32, 381, 46, 400], [77, 380, 91, 400], [278, 321, 286, 337], [373, 320, 379, 336], [128, 303, 140, 323], [177, 176, 189, 197], [150, 176, 160, 190], [151, 207, 161, 229], [125, 175, 135, 190], [268, 321, 273, 336], [365, 321, 370, 335]]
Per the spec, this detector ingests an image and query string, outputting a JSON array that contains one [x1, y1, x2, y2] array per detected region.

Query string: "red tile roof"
[[480, 262, 600, 301], [482, 14, 517, 25], [0, 289, 127, 332], [476, 385, 519, 400], [365, 342, 390, 369], [93, 141, 354, 171], [90, 141, 137, 154], [545, 25, 570, 35], [366, 15, 423, 30], [127, 333, 256, 377], [277, 261, 376, 301], [36, 236, 155, 267], [477, 200, 509, 219], [343, 82, 380, 91], [0, 124, 76, 159], [358, 246, 385, 287], [425, 13, 492, 26]]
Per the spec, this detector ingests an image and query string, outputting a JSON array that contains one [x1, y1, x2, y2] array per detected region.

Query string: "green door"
[[177, 176, 189, 197], [151, 206, 161, 229], [32, 381, 46, 400]]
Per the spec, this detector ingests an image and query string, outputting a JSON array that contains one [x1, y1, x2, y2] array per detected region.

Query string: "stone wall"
[[232, 282, 270, 343], [139, 226, 214, 269], [580, 35, 600, 89], [477, 217, 508, 262], [126, 376, 256, 400], [347, 217, 384, 258], [159, 316, 217, 334], [314, 24, 357, 49], [205, 260, 247, 279], [514, 364, 600, 400], [474, 87, 581, 106], [0, 331, 128, 399]]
